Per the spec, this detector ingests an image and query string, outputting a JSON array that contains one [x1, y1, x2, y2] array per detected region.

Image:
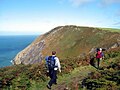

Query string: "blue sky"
[[0, 0, 120, 35]]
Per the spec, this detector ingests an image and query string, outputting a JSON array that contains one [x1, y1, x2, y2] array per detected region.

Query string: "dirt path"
[[51, 65, 97, 90]]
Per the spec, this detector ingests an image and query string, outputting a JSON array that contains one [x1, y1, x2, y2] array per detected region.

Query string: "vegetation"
[[81, 47, 120, 90], [41, 26, 120, 59], [0, 26, 120, 89], [0, 47, 120, 90], [99, 27, 120, 32], [0, 54, 89, 89], [14, 25, 120, 64]]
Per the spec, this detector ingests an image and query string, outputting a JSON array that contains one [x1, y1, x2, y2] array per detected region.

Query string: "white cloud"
[[0, 18, 71, 35], [69, 0, 94, 6], [0, 21, 57, 35], [57, 0, 94, 7], [101, 0, 120, 5], [113, 22, 120, 25], [58, 0, 120, 7], [57, 0, 65, 4], [114, 9, 120, 17]]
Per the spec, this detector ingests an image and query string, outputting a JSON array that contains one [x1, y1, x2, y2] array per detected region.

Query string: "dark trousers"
[[97, 58, 100, 69], [48, 69, 57, 86]]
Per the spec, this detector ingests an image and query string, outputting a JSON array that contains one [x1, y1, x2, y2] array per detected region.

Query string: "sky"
[[0, 0, 120, 35]]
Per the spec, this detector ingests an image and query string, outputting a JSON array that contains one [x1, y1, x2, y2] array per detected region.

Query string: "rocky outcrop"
[[13, 25, 120, 65], [13, 40, 45, 65]]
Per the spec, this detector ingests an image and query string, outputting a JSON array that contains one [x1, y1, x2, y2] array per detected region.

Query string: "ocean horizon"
[[0, 35, 38, 68]]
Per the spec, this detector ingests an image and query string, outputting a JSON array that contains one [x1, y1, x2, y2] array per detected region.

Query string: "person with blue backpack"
[[45, 51, 61, 89]]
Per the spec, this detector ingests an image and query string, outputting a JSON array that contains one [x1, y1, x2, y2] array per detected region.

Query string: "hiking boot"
[[47, 84, 51, 89]]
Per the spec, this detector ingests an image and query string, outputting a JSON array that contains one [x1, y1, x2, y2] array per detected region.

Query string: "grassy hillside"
[[100, 27, 120, 32], [0, 47, 120, 90], [40, 26, 120, 58], [1, 25, 120, 89], [13, 25, 120, 65]]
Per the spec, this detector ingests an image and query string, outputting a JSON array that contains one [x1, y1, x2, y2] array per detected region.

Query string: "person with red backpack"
[[45, 51, 61, 89], [96, 48, 103, 69]]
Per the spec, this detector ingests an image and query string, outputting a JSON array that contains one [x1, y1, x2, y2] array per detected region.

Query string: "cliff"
[[0, 25, 120, 89], [13, 25, 120, 65]]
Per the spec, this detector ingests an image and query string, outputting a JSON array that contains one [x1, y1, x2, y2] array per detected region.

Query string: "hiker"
[[45, 51, 61, 89], [96, 48, 103, 69]]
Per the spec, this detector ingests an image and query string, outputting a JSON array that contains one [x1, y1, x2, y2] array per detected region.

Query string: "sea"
[[0, 35, 38, 68]]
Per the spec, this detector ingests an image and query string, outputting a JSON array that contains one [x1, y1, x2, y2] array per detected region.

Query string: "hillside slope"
[[0, 47, 120, 89], [13, 25, 120, 65]]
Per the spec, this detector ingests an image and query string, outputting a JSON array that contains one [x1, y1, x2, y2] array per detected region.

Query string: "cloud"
[[69, 0, 94, 7], [101, 0, 120, 5], [57, 0, 65, 4], [113, 22, 120, 25], [116, 9, 120, 16], [58, 0, 120, 7], [57, 0, 95, 7], [0, 17, 75, 35], [0, 20, 56, 34], [60, 0, 120, 6]]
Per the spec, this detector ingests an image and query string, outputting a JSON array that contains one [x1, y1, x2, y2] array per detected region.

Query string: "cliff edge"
[[13, 25, 120, 65]]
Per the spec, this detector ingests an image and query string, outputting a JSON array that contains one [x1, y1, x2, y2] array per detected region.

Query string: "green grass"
[[52, 65, 97, 90], [99, 27, 120, 32], [82, 48, 120, 90], [14, 25, 120, 64], [0, 40, 120, 90]]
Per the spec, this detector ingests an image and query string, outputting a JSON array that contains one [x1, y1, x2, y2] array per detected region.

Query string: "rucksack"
[[100, 52, 104, 57], [47, 56, 56, 69]]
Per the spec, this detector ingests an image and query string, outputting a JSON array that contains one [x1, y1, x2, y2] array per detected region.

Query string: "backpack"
[[47, 56, 56, 69], [100, 52, 104, 57]]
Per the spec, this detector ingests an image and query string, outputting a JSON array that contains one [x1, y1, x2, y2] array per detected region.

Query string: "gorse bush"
[[11, 74, 31, 90], [0, 55, 89, 89], [81, 47, 120, 90], [0, 64, 48, 89], [0, 47, 120, 89]]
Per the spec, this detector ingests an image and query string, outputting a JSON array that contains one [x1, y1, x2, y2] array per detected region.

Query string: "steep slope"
[[13, 25, 120, 65]]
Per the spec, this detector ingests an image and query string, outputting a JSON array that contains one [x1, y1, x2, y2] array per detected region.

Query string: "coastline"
[[0, 35, 38, 67]]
